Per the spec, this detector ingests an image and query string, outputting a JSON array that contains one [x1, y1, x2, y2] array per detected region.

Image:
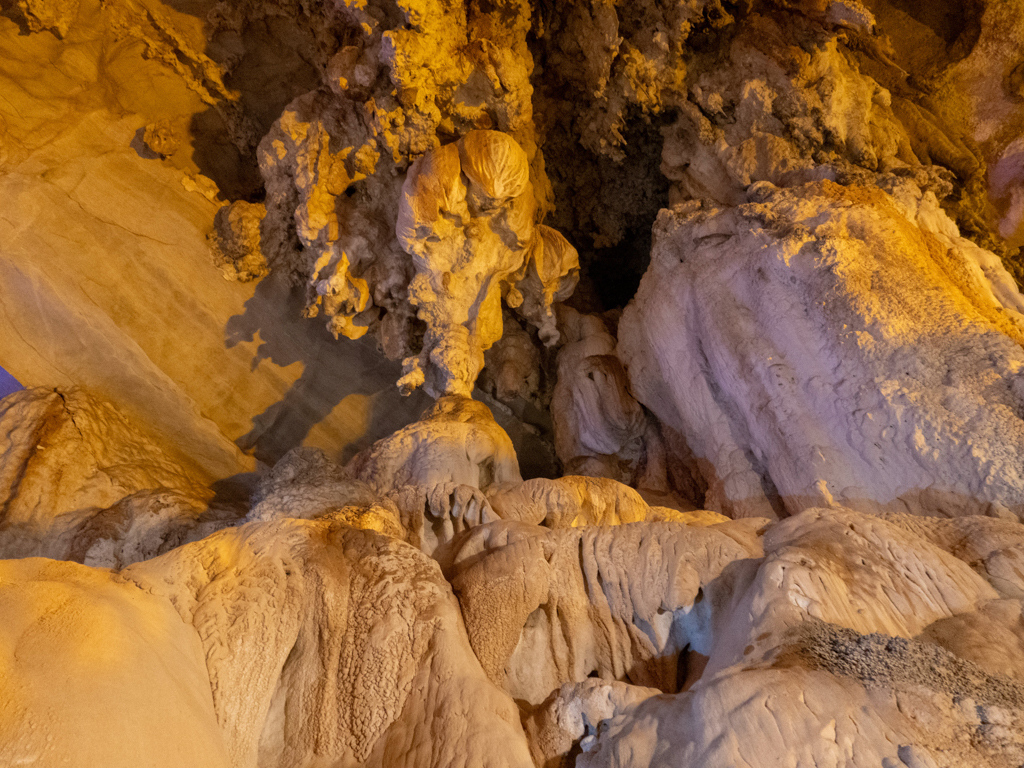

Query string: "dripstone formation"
[[2, 0, 1024, 766]]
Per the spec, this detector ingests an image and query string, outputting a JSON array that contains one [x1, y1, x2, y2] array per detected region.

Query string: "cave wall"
[[3, 0, 1024, 765]]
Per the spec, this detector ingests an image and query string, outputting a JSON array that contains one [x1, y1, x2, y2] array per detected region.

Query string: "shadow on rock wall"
[[187, 14, 323, 201], [225, 272, 432, 465]]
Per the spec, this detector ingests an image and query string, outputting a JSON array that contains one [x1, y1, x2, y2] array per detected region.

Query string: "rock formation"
[[619, 179, 1024, 520], [3, 0, 1024, 765]]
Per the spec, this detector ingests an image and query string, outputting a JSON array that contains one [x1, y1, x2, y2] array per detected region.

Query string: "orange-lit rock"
[[2, 0, 1024, 765]]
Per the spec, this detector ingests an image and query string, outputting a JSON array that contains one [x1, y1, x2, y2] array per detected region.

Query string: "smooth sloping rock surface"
[[0, 558, 231, 768]]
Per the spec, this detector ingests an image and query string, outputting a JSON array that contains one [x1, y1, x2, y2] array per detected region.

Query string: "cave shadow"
[[182, 12, 324, 203], [0, 0, 32, 35], [225, 271, 431, 467]]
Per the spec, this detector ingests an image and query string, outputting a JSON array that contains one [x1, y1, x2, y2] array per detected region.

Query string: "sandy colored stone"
[[349, 396, 521, 494], [448, 518, 762, 704], [125, 518, 535, 768], [0, 388, 209, 530], [489, 475, 654, 527], [0, 558, 231, 768], [394, 131, 577, 397], [248, 445, 500, 558]]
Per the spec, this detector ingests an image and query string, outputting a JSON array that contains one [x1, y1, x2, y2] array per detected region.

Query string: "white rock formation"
[[620, 179, 1024, 520], [550, 308, 646, 479], [448, 518, 764, 704]]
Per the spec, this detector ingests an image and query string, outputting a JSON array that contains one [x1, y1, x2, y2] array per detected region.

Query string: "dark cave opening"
[[529, 17, 675, 313], [544, 110, 674, 313]]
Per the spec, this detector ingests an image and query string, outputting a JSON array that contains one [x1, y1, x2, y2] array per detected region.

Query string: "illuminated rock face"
[[394, 131, 577, 397], [1, 389, 1024, 767], [5, 0, 1024, 766], [620, 179, 1024, 520]]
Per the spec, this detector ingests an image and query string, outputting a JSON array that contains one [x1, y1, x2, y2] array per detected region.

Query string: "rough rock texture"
[[620, 179, 1024, 520], [0, 388, 208, 523], [0, 388, 234, 562], [125, 518, 534, 768], [249, 445, 500, 559], [2, 383, 1024, 766], [487, 475, 689, 528], [522, 679, 662, 767], [349, 396, 521, 494], [448, 518, 763, 704], [5, 0, 1024, 765], [391, 131, 578, 398], [570, 507, 1024, 768]]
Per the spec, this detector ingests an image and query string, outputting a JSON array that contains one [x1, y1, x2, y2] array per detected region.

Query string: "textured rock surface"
[[570, 507, 1024, 768], [448, 518, 763, 704], [125, 518, 534, 768], [349, 396, 521, 494], [0, 388, 231, 562], [4, 0, 1024, 765], [392, 131, 578, 398], [620, 179, 1024, 520]]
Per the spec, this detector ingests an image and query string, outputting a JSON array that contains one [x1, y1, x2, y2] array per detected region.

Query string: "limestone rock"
[[620, 179, 1024, 520], [522, 679, 661, 767], [248, 446, 378, 522], [0, 388, 245, 564], [5, 0, 1024, 766], [125, 518, 535, 768], [395, 131, 577, 397], [568, 506, 1024, 768], [658, 12, 925, 207], [917, 599, 1024, 685], [488, 475, 666, 528], [15, 0, 79, 37], [478, 314, 541, 403], [236, 0, 578, 399], [0, 388, 208, 531], [550, 307, 649, 485], [210, 201, 270, 282], [6, 488, 238, 568], [448, 519, 763, 704], [0, 558, 231, 768], [0, 15, 435, 480], [249, 446, 500, 558], [880, 513, 1024, 598], [575, 659, 1024, 768], [349, 396, 521, 494]]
